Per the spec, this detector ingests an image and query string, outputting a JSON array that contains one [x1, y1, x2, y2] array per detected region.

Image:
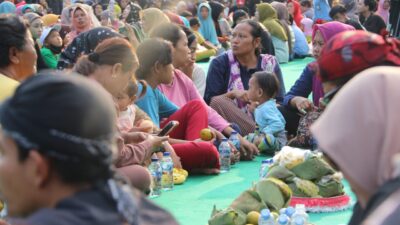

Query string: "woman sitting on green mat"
[[280, 22, 354, 136], [205, 19, 285, 136]]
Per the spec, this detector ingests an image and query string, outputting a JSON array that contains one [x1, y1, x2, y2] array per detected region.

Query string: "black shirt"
[[9, 187, 178, 225], [345, 19, 364, 30], [360, 14, 387, 35]]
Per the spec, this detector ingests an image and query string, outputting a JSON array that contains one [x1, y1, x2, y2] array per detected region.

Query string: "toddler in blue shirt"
[[246, 71, 287, 154]]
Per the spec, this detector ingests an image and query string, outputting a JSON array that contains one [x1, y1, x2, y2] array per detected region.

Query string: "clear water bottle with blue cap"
[[258, 209, 275, 225], [148, 158, 162, 198], [161, 152, 174, 190], [278, 214, 291, 225], [259, 158, 274, 179], [229, 131, 240, 150], [291, 217, 305, 225], [292, 204, 309, 224], [219, 138, 231, 173]]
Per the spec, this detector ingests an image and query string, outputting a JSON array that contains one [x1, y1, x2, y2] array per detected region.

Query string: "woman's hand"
[[227, 90, 250, 103], [291, 97, 314, 114], [163, 142, 183, 169], [122, 132, 148, 143], [248, 101, 259, 113], [239, 136, 259, 160], [147, 135, 169, 148]]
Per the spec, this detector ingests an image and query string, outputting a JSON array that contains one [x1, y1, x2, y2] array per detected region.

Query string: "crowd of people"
[[0, 0, 399, 225]]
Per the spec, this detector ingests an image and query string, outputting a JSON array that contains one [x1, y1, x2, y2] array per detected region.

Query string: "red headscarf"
[[318, 30, 400, 82], [287, 0, 303, 27]]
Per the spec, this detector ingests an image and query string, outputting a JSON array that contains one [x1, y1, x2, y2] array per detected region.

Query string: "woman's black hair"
[[149, 22, 183, 47], [181, 25, 196, 47], [232, 9, 248, 28], [253, 71, 280, 98], [0, 14, 28, 68], [364, 0, 378, 11], [136, 38, 173, 79], [237, 19, 263, 55]]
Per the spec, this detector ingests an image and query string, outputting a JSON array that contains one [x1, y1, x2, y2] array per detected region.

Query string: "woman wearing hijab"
[[312, 31, 400, 224], [256, 3, 289, 63], [0, 14, 37, 102], [197, 2, 220, 47], [209, 1, 231, 47], [0, 1, 16, 14], [316, 30, 400, 107], [22, 12, 48, 71], [57, 27, 122, 70], [0, 72, 178, 225], [287, 0, 304, 27], [142, 7, 169, 35], [66, 4, 100, 42], [119, 1, 145, 43], [314, 0, 332, 21], [311, 68, 400, 225], [281, 22, 354, 136], [376, 0, 390, 24], [271, 2, 296, 61]]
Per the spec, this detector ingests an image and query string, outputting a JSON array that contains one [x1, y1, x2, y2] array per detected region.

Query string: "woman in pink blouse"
[[152, 23, 259, 160]]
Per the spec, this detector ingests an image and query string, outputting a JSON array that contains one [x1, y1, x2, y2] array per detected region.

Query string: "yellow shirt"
[[0, 73, 19, 102]]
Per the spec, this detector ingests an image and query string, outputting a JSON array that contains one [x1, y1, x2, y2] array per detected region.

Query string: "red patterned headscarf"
[[318, 30, 400, 82]]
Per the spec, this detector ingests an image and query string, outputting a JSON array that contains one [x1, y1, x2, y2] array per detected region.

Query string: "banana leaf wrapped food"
[[290, 156, 335, 180], [208, 206, 246, 225], [255, 178, 292, 211], [266, 165, 295, 183], [317, 174, 345, 197], [229, 189, 267, 214]]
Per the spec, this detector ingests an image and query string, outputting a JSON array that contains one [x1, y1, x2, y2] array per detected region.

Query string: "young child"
[[39, 26, 63, 69], [189, 17, 217, 61], [246, 72, 287, 154], [116, 79, 156, 133]]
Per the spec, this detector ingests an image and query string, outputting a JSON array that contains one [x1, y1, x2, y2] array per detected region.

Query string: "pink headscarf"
[[312, 66, 400, 198], [376, 0, 389, 24], [312, 21, 355, 42]]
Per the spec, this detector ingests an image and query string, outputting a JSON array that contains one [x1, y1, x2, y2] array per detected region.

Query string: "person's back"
[[291, 23, 310, 57], [0, 72, 178, 225]]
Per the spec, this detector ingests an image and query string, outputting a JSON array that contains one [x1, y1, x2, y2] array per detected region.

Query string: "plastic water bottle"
[[229, 131, 240, 150], [148, 158, 162, 198], [278, 214, 291, 225], [161, 152, 174, 190], [259, 158, 273, 179], [258, 209, 275, 225], [292, 204, 309, 224], [219, 139, 231, 173], [291, 217, 305, 225]]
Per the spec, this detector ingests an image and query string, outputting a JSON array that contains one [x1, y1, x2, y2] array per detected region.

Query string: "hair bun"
[[88, 52, 100, 63]]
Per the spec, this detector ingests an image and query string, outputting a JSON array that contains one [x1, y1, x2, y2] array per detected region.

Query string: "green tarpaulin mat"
[[152, 58, 355, 225]]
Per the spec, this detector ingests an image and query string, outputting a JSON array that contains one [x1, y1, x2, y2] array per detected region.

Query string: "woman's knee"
[[117, 165, 151, 194]]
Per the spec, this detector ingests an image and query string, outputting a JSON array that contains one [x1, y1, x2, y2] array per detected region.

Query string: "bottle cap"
[[231, 131, 238, 135], [286, 206, 295, 216], [151, 158, 159, 162], [163, 152, 171, 156], [261, 159, 269, 164], [278, 214, 288, 224], [221, 138, 228, 142], [260, 208, 270, 219]]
